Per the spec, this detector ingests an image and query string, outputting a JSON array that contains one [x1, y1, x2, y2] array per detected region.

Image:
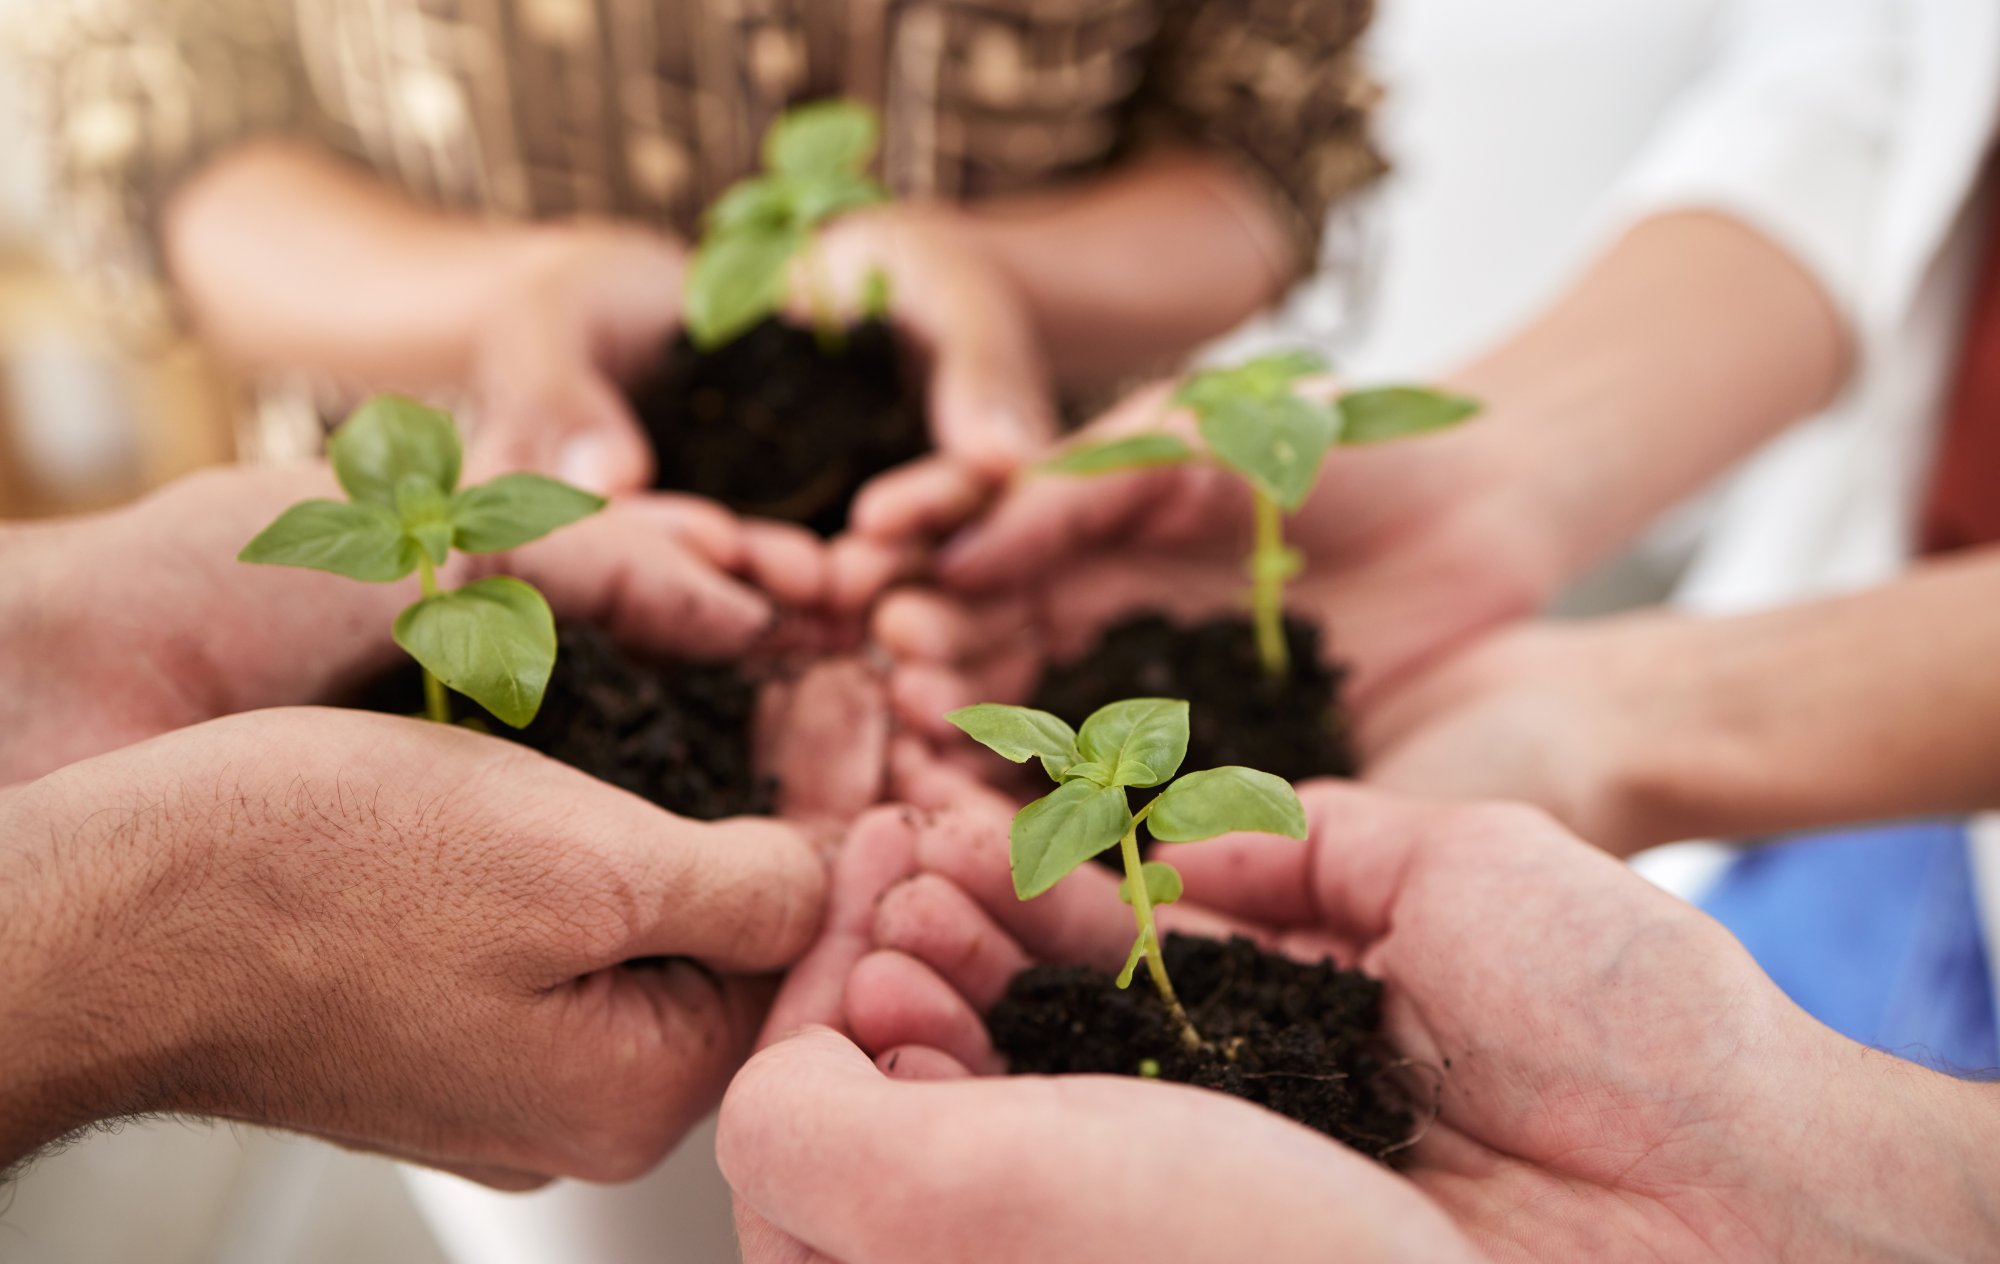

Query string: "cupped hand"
[[0, 707, 826, 1186], [792, 206, 1060, 611], [0, 464, 831, 783], [464, 223, 689, 492], [719, 1024, 1480, 1264], [834, 777, 1989, 1262]]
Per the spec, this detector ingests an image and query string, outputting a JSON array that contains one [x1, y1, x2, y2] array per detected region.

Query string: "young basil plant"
[[684, 99, 889, 349], [239, 395, 605, 728], [1041, 352, 1481, 678], [948, 698, 1308, 1052]]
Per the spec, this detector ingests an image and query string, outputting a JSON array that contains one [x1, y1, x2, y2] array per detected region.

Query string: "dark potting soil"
[[989, 933, 1422, 1158], [630, 318, 925, 537], [1029, 613, 1356, 790], [354, 623, 774, 821]]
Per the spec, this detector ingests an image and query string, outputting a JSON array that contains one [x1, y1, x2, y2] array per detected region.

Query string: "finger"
[[877, 1044, 973, 1081], [428, 1161, 555, 1192], [925, 324, 1057, 479], [872, 874, 1033, 1011], [764, 658, 890, 825], [849, 456, 994, 544], [510, 519, 773, 659], [845, 949, 1003, 1073], [605, 814, 827, 973], [740, 518, 833, 609], [887, 737, 1021, 818], [736, 1207, 835, 1264], [827, 536, 927, 616], [759, 806, 922, 1043], [889, 654, 1042, 739], [552, 376, 656, 493], [1165, 833, 1319, 930], [610, 494, 750, 569], [873, 587, 1031, 664]]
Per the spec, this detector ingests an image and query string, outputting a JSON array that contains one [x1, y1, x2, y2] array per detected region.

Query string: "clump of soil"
[[630, 318, 925, 537], [1029, 614, 1355, 788], [355, 623, 774, 820], [990, 933, 1421, 1158]]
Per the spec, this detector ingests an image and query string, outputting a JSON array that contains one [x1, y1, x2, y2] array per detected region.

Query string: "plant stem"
[[1250, 488, 1291, 680], [805, 240, 847, 355], [416, 557, 451, 725], [1120, 804, 1201, 1052]]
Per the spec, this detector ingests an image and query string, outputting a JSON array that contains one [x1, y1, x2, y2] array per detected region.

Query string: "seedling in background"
[[1042, 352, 1481, 678], [685, 99, 890, 350], [239, 395, 605, 727], [949, 698, 1307, 1052]]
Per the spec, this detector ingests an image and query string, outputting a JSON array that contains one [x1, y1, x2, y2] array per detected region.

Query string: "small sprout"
[[948, 699, 1307, 1052], [240, 395, 605, 728], [1041, 352, 1481, 678], [685, 100, 888, 349], [1138, 1058, 1162, 1079]]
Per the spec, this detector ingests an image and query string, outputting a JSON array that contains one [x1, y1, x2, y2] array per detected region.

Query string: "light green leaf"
[[1010, 780, 1132, 899], [239, 499, 418, 582], [1077, 698, 1189, 789], [1197, 393, 1340, 512], [1059, 760, 1115, 787], [1148, 766, 1308, 844], [1117, 860, 1184, 907], [765, 100, 879, 178], [861, 268, 893, 322], [1038, 433, 1198, 477], [947, 704, 1080, 773], [450, 473, 606, 555], [685, 225, 805, 348], [707, 176, 795, 235], [392, 576, 557, 728], [330, 395, 462, 507], [1174, 351, 1329, 412], [395, 472, 454, 565], [792, 172, 887, 228], [1116, 927, 1152, 989], [1338, 387, 1481, 445]]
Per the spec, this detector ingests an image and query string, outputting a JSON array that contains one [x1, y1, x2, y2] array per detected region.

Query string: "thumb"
[[925, 309, 1057, 480], [471, 371, 655, 494]]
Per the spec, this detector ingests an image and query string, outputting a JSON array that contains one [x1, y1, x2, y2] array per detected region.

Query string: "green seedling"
[[1042, 351, 1481, 678], [685, 99, 889, 350], [239, 395, 605, 728], [949, 698, 1308, 1052]]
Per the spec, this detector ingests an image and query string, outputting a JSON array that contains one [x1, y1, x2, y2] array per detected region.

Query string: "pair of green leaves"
[[1042, 351, 1482, 512], [685, 100, 888, 348], [948, 699, 1307, 900], [239, 396, 606, 727]]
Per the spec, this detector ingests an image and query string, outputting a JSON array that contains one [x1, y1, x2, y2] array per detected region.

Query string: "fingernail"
[[557, 436, 612, 491]]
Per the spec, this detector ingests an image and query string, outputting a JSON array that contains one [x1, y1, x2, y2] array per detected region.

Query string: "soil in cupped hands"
[[989, 933, 1424, 1158], [354, 622, 775, 821], [629, 318, 925, 537]]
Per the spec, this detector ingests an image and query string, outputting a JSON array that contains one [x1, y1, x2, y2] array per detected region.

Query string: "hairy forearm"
[[956, 150, 1297, 384], [1444, 210, 1851, 594], [163, 140, 560, 386], [1615, 549, 2000, 846]]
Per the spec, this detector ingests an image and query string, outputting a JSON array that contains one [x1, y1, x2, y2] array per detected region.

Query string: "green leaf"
[[1038, 433, 1198, 477], [1197, 393, 1340, 512], [707, 176, 796, 235], [1077, 698, 1189, 789], [1116, 929, 1151, 989], [330, 395, 463, 507], [393, 576, 557, 728], [791, 172, 887, 228], [1173, 351, 1329, 411], [765, 100, 879, 178], [1059, 760, 1115, 786], [1010, 780, 1133, 899], [861, 268, 893, 322], [1117, 860, 1184, 907], [450, 473, 606, 554], [239, 499, 418, 582], [685, 225, 805, 348], [395, 472, 454, 565], [1338, 387, 1481, 445], [947, 704, 1080, 770], [1148, 766, 1308, 844]]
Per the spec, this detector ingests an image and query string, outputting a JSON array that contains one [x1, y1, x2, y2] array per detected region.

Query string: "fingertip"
[[876, 1044, 974, 1081], [845, 950, 1001, 1073], [739, 518, 832, 610]]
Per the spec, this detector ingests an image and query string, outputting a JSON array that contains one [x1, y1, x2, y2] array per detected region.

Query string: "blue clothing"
[[1698, 819, 1999, 1077]]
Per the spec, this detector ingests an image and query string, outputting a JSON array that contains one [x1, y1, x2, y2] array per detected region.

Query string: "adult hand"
[[0, 464, 830, 784], [720, 1025, 1479, 1264], [869, 380, 1559, 743], [840, 778, 1999, 1262], [796, 206, 1060, 611], [0, 707, 825, 1186], [465, 223, 690, 492]]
